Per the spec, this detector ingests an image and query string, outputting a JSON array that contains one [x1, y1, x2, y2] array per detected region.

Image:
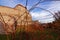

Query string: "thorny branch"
[[25, 0, 28, 8], [0, 13, 9, 40], [29, 0, 44, 11], [29, 6, 58, 20], [7, 15, 17, 40]]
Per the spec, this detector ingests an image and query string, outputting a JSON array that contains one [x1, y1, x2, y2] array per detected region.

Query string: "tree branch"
[[29, 0, 44, 11]]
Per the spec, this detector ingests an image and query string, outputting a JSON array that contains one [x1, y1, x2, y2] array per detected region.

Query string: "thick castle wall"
[[0, 4, 32, 34]]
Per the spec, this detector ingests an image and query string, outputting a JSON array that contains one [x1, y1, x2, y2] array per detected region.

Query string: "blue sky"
[[0, 0, 60, 23]]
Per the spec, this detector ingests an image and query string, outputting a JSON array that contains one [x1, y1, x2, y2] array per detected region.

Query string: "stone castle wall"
[[0, 4, 32, 34]]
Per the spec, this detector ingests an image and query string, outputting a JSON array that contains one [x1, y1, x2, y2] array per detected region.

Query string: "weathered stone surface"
[[0, 4, 32, 34]]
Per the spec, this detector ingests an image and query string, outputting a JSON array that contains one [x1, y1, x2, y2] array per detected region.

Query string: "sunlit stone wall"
[[0, 4, 32, 34]]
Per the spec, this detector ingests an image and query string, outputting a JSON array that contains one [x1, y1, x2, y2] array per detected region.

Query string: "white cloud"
[[39, 18, 54, 23], [30, 11, 54, 23], [30, 1, 60, 23], [30, 11, 52, 18], [48, 1, 60, 13]]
